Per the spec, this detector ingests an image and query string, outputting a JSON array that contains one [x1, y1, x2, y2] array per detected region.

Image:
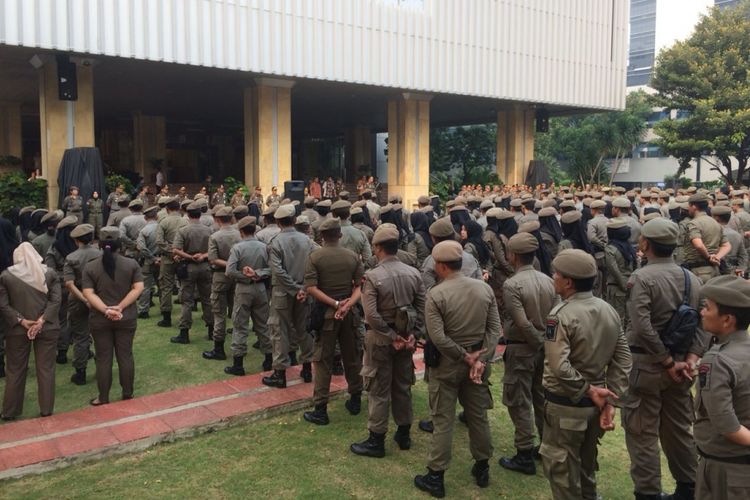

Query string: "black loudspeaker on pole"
[[56, 55, 78, 101], [535, 108, 549, 133], [284, 180, 306, 203]]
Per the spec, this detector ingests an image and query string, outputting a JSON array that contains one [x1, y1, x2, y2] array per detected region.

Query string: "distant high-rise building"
[[627, 0, 657, 86], [715, 0, 740, 8]]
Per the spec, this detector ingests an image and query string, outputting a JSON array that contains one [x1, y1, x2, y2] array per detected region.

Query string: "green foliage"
[[104, 173, 134, 195], [663, 174, 693, 189], [0, 171, 48, 216], [223, 176, 249, 196], [0, 155, 22, 166], [430, 125, 498, 185], [652, 2, 750, 186]]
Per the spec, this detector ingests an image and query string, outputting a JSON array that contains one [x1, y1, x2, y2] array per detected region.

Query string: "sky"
[[654, 0, 714, 54]]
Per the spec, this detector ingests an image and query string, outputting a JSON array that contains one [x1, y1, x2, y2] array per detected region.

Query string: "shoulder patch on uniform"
[[545, 318, 558, 341], [699, 363, 711, 389]]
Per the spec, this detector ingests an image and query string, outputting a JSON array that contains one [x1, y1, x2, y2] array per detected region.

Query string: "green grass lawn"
[[1, 367, 675, 499], [0, 303, 265, 419]]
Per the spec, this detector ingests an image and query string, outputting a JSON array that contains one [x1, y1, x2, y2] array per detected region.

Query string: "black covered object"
[[56, 147, 107, 213], [284, 180, 305, 203], [524, 160, 551, 187]]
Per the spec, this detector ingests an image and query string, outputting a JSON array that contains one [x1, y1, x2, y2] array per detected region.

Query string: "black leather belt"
[[629, 345, 647, 354], [464, 341, 484, 353], [544, 390, 595, 408], [682, 261, 711, 270], [698, 447, 750, 465], [505, 340, 528, 345]]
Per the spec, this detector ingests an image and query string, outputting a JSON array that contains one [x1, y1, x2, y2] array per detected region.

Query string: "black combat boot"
[[303, 404, 330, 425], [670, 482, 695, 500], [262, 353, 273, 371], [170, 329, 190, 344], [157, 312, 171, 327], [393, 425, 412, 450], [70, 368, 86, 385], [499, 448, 536, 475], [300, 362, 312, 383], [56, 349, 68, 364], [252, 340, 260, 349], [224, 356, 245, 376], [288, 350, 298, 366], [332, 354, 344, 376], [137, 311, 149, 319], [471, 459, 490, 488], [262, 369, 287, 388], [207, 324, 214, 341], [345, 392, 361, 415], [418, 419, 434, 433], [202, 340, 226, 360], [533, 444, 541, 460], [414, 468, 445, 498], [350, 431, 386, 458]]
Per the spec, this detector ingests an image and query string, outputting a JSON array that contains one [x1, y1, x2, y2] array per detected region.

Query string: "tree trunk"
[[609, 150, 623, 185]]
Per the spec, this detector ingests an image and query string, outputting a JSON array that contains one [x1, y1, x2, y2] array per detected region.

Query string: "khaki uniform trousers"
[[427, 359, 493, 472], [56, 287, 72, 351], [68, 299, 91, 370], [540, 401, 602, 500], [621, 359, 697, 494], [210, 272, 234, 342], [231, 284, 271, 357], [502, 344, 545, 450], [691, 265, 720, 284], [268, 290, 312, 370], [605, 286, 628, 331], [2, 328, 59, 418], [696, 458, 750, 500], [137, 261, 156, 315], [159, 260, 176, 313], [312, 313, 363, 406], [92, 325, 136, 403], [178, 263, 213, 330]]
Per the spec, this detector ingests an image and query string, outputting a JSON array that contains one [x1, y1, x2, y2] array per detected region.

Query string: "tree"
[[430, 125, 498, 185], [652, 2, 750, 186]]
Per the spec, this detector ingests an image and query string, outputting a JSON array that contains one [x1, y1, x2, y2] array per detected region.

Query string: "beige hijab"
[[6, 242, 48, 293]]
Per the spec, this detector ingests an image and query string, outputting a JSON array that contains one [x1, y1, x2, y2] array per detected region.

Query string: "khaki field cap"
[[143, 206, 159, 217], [180, 198, 193, 209], [196, 198, 209, 208], [350, 206, 363, 215], [510, 198, 522, 208], [295, 215, 310, 225], [338, 191, 350, 199], [553, 249, 597, 279], [128, 199, 143, 209], [233, 205, 249, 217], [642, 212, 663, 222], [187, 201, 202, 211], [316, 199, 332, 208], [70, 224, 94, 239], [429, 218, 456, 238], [372, 226, 400, 245], [641, 218, 679, 245], [454, 196, 467, 206], [507, 232, 539, 254], [560, 211, 582, 223], [542, 199, 557, 209], [612, 197, 631, 209], [261, 205, 276, 216], [57, 215, 79, 230], [331, 200, 351, 211], [418, 195, 431, 205], [486, 207, 504, 219], [214, 206, 234, 217], [591, 200, 607, 210], [538, 207, 557, 218], [318, 217, 341, 232], [304, 196, 316, 204], [518, 220, 540, 233], [237, 216, 257, 230], [702, 275, 750, 308], [606, 217, 628, 229], [41, 210, 64, 224], [688, 193, 709, 203], [274, 204, 296, 219], [560, 200, 576, 209], [731, 198, 745, 206], [99, 226, 120, 241], [711, 205, 732, 216], [431, 240, 463, 262], [480, 199, 494, 210], [19, 206, 35, 216]]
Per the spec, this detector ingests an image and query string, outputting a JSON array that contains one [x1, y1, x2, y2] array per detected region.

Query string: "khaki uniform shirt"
[[136, 221, 159, 263], [340, 220, 372, 262], [256, 223, 281, 245], [304, 244, 364, 300], [32, 232, 55, 259], [208, 227, 242, 265], [174, 220, 212, 255], [502, 265, 558, 348], [722, 226, 748, 274], [120, 213, 146, 253], [0, 269, 61, 336], [421, 251, 482, 290], [82, 255, 143, 328], [107, 208, 131, 227], [269, 227, 316, 294], [683, 212, 727, 265], [63, 244, 102, 298], [225, 236, 271, 293], [587, 214, 608, 254], [354, 222, 374, 244], [156, 212, 188, 263]]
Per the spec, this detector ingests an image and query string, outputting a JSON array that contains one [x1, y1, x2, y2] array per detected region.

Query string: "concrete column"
[[0, 102, 23, 169], [243, 78, 294, 196], [496, 106, 535, 186], [387, 93, 431, 209], [344, 125, 373, 183], [133, 112, 166, 182], [37, 56, 95, 209]]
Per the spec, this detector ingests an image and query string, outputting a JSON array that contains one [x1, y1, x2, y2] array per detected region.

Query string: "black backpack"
[[660, 268, 700, 355]]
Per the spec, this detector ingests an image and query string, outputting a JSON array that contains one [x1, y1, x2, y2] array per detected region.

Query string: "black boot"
[[300, 362, 312, 383], [414, 468, 445, 498], [345, 392, 361, 415], [157, 312, 171, 327], [56, 350, 68, 364], [70, 368, 86, 385], [207, 325, 214, 341], [499, 448, 536, 475], [262, 369, 287, 388], [418, 419, 434, 433], [289, 350, 298, 366], [350, 431, 386, 458], [137, 311, 149, 319], [471, 459, 490, 488], [670, 482, 695, 500], [303, 404, 330, 425], [224, 356, 245, 376], [170, 329, 190, 344], [202, 340, 226, 360], [252, 340, 260, 349], [262, 353, 273, 371], [393, 425, 412, 450]]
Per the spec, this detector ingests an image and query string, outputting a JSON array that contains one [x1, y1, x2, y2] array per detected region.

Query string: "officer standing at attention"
[[202, 206, 241, 361], [302, 217, 364, 426], [224, 216, 272, 375], [682, 192, 730, 283], [414, 240, 500, 498], [155, 197, 187, 327], [540, 249, 631, 500], [587, 199, 609, 297], [106, 196, 131, 227], [331, 200, 372, 262], [604, 217, 637, 328], [135, 206, 160, 318], [498, 232, 558, 476], [64, 224, 102, 385], [694, 275, 750, 500], [32, 210, 62, 258], [263, 204, 315, 389], [711, 205, 747, 276], [623, 217, 707, 500], [62, 186, 84, 224], [119, 199, 146, 259], [351, 225, 425, 457], [86, 192, 104, 239], [420, 218, 482, 290], [170, 201, 214, 345]]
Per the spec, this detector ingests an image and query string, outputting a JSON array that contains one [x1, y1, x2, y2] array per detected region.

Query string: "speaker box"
[[284, 180, 305, 203], [57, 55, 78, 101], [535, 109, 549, 133]]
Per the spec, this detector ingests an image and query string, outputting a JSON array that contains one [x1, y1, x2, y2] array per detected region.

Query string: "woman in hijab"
[[28, 209, 49, 242], [18, 206, 34, 242], [449, 206, 472, 235], [408, 211, 433, 268], [381, 206, 409, 249], [0, 242, 61, 420], [461, 220, 492, 271], [604, 218, 636, 328], [247, 200, 262, 220], [559, 211, 595, 254], [538, 207, 563, 258], [82, 227, 144, 406], [519, 221, 553, 277], [484, 209, 516, 321], [45, 216, 78, 364]]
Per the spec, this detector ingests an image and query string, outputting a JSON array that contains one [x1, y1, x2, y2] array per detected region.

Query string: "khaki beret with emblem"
[[560, 200, 576, 209], [486, 207, 504, 219], [507, 232, 539, 254], [538, 207, 557, 218], [57, 215, 79, 230], [429, 218, 456, 238], [553, 249, 597, 279], [606, 217, 628, 229], [688, 193, 709, 203], [560, 211, 582, 224], [612, 197, 631, 209], [237, 216, 257, 230], [731, 198, 745, 206], [233, 205, 249, 217], [70, 224, 94, 239], [702, 275, 750, 308], [196, 198, 209, 208], [214, 206, 234, 217], [480, 199, 494, 210], [509, 198, 522, 208], [318, 217, 341, 232], [350, 206, 363, 215], [331, 200, 351, 211], [418, 195, 431, 205], [591, 200, 607, 209], [261, 205, 276, 216], [144, 206, 159, 217], [180, 198, 193, 209], [41, 210, 63, 224], [641, 218, 679, 245], [128, 199, 143, 209], [295, 215, 310, 225], [542, 199, 557, 209], [316, 199, 332, 208], [99, 226, 120, 241], [372, 226, 400, 245], [431, 240, 463, 262], [187, 201, 202, 211], [711, 205, 732, 216], [518, 220, 540, 233], [454, 196, 467, 206], [274, 204, 296, 219]]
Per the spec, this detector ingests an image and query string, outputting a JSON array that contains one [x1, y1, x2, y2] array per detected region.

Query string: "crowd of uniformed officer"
[[1, 182, 750, 499]]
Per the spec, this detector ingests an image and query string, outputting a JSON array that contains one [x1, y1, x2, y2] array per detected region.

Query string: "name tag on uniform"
[[545, 318, 558, 341], [699, 363, 711, 389]]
